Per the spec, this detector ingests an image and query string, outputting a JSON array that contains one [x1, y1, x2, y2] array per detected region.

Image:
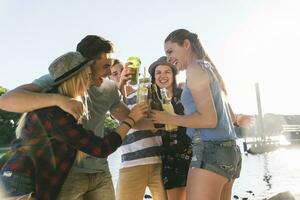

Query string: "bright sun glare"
[[217, 1, 300, 115]]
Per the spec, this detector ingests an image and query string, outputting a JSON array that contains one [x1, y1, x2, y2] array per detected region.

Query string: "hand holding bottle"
[[148, 84, 165, 128], [127, 56, 141, 85], [160, 88, 178, 131], [150, 109, 174, 127], [129, 102, 149, 123], [119, 63, 136, 87]]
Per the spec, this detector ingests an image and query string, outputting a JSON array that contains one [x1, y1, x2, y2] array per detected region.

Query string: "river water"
[[108, 137, 300, 199], [1, 137, 299, 199]]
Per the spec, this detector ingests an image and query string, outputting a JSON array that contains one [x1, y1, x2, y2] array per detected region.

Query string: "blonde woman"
[[0, 52, 148, 200]]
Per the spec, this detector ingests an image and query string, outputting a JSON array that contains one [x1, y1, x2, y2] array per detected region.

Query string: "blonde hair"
[[16, 65, 91, 162]]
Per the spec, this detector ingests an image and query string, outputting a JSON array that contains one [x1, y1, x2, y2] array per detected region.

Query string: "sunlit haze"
[[1, 0, 299, 115]]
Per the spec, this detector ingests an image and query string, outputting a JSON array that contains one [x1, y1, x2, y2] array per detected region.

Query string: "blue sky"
[[1, 0, 299, 115]]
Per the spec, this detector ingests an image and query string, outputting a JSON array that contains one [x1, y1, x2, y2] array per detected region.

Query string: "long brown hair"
[[165, 29, 228, 96]]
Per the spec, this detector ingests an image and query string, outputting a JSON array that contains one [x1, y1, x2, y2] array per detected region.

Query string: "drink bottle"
[[127, 56, 141, 85], [161, 88, 178, 131], [149, 84, 165, 129]]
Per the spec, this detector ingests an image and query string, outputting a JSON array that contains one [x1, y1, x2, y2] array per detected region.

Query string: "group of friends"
[[0, 29, 242, 200]]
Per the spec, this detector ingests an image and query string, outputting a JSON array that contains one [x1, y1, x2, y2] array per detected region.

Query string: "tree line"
[[0, 86, 21, 145]]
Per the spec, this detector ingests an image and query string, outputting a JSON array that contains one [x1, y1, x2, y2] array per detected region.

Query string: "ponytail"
[[165, 29, 228, 96]]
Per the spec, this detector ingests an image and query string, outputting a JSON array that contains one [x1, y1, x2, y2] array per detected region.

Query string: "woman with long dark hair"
[[151, 29, 242, 200], [149, 56, 192, 200]]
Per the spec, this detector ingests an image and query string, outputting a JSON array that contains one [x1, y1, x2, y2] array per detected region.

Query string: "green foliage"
[[104, 113, 118, 133], [0, 86, 7, 94], [0, 86, 22, 145]]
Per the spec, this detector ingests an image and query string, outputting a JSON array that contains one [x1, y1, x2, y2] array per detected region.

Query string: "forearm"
[[0, 88, 60, 113], [133, 117, 155, 130], [166, 112, 217, 129], [110, 102, 130, 122], [115, 118, 135, 139], [118, 84, 127, 103], [111, 104, 153, 130]]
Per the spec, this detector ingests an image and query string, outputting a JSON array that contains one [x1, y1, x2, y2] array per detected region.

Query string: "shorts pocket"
[[190, 143, 204, 166], [203, 144, 238, 174]]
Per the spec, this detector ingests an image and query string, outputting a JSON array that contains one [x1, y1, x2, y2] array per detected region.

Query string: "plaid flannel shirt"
[[0, 106, 122, 200]]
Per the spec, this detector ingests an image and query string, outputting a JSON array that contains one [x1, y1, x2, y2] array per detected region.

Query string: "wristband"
[[233, 122, 240, 127], [122, 120, 132, 129], [127, 116, 136, 124]]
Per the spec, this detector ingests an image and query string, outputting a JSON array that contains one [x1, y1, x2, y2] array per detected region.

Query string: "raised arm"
[[0, 84, 84, 119]]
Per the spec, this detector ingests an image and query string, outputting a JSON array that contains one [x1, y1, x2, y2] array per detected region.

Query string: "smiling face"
[[154, 64, 174, 90], [110, 63, 123, 84], [164, 40, 189, 71], [90, 53, 112, 87]]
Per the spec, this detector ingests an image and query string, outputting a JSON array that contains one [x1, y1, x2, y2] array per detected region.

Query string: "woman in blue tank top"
[[150, 29, 242, 200]]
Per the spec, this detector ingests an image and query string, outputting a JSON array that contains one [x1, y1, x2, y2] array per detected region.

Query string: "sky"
[[0, 0, 300, 115]]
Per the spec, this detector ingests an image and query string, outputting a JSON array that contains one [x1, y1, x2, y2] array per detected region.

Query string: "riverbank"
[[236, 191, 300, 200]]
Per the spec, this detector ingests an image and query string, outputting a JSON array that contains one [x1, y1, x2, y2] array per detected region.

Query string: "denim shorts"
[[190, 138, 242, 180], [0, 171, 35, 197]]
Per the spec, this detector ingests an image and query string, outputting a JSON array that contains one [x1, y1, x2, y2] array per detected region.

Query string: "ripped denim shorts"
[[190, 136, 242, 180]]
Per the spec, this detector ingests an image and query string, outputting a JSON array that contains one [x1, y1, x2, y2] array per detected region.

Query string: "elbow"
[[206, 116, 217, 128], [207, 121, 217, 128], [194, 116, 217, 129]]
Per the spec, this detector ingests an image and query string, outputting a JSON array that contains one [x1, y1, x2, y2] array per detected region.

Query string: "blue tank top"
[[181, 60, 236, 141]]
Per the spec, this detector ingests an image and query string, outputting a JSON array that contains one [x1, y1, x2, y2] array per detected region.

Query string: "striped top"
[[119, 91, 162, 169]]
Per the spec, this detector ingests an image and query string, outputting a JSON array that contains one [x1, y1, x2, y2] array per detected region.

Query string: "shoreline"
[[237, 191, 300, 200]]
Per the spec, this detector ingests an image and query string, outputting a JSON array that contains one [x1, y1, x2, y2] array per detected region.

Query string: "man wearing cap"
[[0, 35, 147, 200]]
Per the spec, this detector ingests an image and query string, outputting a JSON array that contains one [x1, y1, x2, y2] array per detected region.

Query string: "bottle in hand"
[[160, 88, 178, 131], [127, 56, 141, 85], [148, 84, 165, 129]]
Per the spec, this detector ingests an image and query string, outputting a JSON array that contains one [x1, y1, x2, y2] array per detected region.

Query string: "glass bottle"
[[127, 56, 141, 85], [137, 77, 150, 104], [149, 84, 165, 129], [161, 88, 178, 131]]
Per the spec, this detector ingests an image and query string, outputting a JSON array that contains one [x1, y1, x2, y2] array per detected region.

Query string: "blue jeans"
[[190, 138, 242, 180], [0, 171, 34, 197]]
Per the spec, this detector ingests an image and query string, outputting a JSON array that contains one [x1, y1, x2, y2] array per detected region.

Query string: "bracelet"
[[127, 116, 136, 124], [122, 120, 132, 129], [233, 122, 240, 127]]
